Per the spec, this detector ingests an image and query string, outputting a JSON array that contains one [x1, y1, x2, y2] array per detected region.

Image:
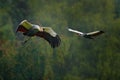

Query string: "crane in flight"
[[68, 28, 104, 39], [16, 20, 61, 48]]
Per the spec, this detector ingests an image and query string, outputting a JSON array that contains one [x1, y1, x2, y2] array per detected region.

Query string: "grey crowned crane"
[[68, 28, 104, 39], [16, 20, 61, 48]]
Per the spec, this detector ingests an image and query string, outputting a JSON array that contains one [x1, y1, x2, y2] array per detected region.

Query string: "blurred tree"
[[0, 0, 120, 80]]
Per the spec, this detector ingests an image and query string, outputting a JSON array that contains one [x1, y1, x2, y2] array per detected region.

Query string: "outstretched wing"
[[36, 27, 61, 48], [86, 31, 104, 37], [68, 28, 84, 35], [16, 20, 33, 33]]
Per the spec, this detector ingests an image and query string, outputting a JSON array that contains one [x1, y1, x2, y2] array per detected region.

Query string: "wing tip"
[[68, 28, 73, 32], [51, 35, 61, 48], [100, 30, 104, 33]]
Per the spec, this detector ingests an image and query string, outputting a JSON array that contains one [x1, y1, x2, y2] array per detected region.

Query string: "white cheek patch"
[[33, 25, 40, 29], [32, 24, 43, 31]]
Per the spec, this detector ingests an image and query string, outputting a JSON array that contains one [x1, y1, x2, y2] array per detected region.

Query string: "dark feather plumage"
[[36, 32, 61, 48]]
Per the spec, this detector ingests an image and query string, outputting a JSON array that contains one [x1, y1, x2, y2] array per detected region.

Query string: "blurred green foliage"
[[0, 0, 120, 80]]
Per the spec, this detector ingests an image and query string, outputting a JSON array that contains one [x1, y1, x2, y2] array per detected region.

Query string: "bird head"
[[33, 25, 43, 32]]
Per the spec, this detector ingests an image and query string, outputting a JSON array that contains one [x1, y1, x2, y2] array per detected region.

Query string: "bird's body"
[[68, 28, 104, 39], [16, 20, 61, 48]]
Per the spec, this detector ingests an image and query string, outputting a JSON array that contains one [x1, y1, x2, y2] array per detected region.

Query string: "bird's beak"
[[39, 27, 44, 32]]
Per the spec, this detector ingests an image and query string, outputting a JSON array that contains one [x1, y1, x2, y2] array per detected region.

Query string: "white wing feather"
[[86, 31, 101, 35], [68, 28, 84, 35], [42, 27, 57, 37]]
